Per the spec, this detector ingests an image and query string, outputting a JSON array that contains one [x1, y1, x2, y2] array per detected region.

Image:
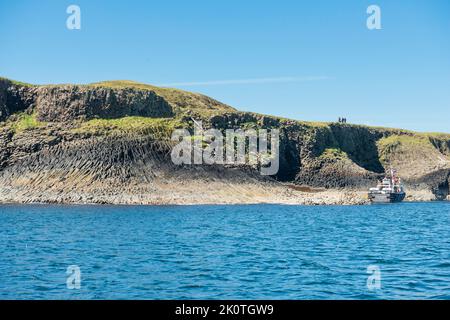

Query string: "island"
[[1, 77, 449, 205]]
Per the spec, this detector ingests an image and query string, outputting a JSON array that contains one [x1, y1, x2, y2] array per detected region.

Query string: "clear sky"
[[1, 0, 449, 132]]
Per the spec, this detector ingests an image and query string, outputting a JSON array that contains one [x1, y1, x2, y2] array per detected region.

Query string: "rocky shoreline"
[[0, 183, 442, 206], [1, 78, 450, 206]]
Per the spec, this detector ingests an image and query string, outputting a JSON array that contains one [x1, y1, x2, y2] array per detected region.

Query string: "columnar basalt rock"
[[1, 78, 450, 204], [0, 79, 36, 121], [34, 85, 174, 122]]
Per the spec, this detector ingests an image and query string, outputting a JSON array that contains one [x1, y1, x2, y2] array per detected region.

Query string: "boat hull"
[[369, 192, 406, 203]]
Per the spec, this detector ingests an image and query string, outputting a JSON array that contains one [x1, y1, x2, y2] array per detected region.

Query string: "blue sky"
[[0, 0, 449, 132]]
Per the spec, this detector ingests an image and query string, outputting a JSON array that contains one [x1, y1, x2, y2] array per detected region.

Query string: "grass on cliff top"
[[422, 132, 450, 140], [377, 133, 450, 150], [378, 134, 431, 147], [2, 77, 450, 138], [295, 121, 450, 140], [0, 77, 34, 87], [376, 134, 438, 164], [89, 80, 236, 117], [74, 116, 185, 138]]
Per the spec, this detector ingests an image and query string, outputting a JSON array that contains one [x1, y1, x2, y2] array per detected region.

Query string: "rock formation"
[[1, 77, 449, 205]]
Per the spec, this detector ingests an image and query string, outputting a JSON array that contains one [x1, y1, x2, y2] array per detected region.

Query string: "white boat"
[[368, 168, 406, 203]]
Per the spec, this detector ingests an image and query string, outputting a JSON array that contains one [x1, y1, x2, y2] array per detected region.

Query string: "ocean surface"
[[1, 202, 450, 300]]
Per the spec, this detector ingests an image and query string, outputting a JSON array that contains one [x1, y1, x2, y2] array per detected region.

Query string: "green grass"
[[421, 132, 450, 140], [73, 116, 185, 138], [89, 80, 236, 117], [2, 77, 450, 138], [377, 134, 435, 164], [10, 113, 45, 132], [298, 121, 329, 128], [319, 148, 349, 161], [3, 78, 235, 118], [377, 134, 430, 148], [0, 77, 34, 87]]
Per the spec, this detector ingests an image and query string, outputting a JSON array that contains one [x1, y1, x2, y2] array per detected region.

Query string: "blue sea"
[[1, 202, 450, 300]]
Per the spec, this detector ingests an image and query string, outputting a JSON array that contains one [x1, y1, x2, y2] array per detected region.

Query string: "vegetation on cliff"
[[90, 80, 236, 117], [1, 77, 449, 203]]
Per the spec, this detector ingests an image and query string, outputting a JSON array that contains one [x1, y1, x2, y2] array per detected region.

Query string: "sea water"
[[1, 202, 450, 299]]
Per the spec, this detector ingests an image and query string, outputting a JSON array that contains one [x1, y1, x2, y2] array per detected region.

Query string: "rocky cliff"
[[1, 77, 449, 204]]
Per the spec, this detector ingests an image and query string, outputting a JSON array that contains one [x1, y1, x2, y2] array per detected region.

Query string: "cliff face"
[[1, 78, 449, 204], [0, 80, 35, 121], [0, 79, 174, 122]]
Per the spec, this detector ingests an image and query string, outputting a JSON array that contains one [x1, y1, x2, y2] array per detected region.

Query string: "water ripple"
[[1, 202, 450, 299]]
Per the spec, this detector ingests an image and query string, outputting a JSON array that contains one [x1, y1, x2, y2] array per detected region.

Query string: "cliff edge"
[[1, 77, 449, 205]]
